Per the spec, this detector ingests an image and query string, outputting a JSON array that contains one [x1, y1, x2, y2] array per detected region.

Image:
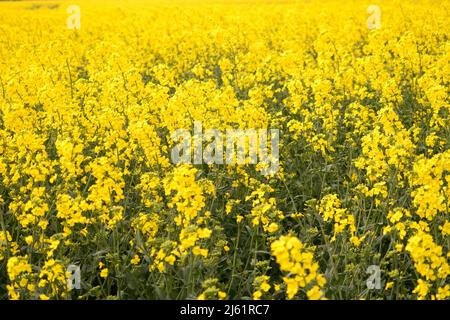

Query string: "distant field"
[[0, 0, 449, 300]]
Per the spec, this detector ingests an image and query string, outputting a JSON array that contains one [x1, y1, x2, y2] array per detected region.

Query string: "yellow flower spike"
[[253, 290, 262, 300], [100, 268, 109, 279], [272, 235, 325, 300], [131, 255, 141, 265]]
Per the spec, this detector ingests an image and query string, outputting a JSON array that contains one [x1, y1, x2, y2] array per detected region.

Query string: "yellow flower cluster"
[[271, 235, 326, 300], [410, 151, 450, 221], [197, 279, 227, 300], [6, 256, 35, 300], [252, 275, 272, 300], [38, 259, 69, 298], [0, 231, 19, 261], [245, 181, 283, 233], [405, 231, 450, 299], [354, 107, 414, 199], [317, 194, 362, 246]]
